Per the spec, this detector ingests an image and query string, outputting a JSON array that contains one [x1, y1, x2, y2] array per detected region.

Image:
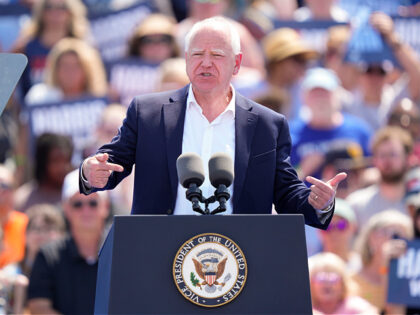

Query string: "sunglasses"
[[375, 227, 403, 239], [365, 67, 386, 76], [70, 199, 99, 210], [0, 182, 12, 190], [140, 35, 172, 45], [290, 55, 307, 65], [326, 219, 349, 232], [313, 271, 341, 284], [28, 225, 59, 233]]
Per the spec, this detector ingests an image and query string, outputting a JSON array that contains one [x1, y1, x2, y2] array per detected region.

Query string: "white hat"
[[61, 168, 107, 201]]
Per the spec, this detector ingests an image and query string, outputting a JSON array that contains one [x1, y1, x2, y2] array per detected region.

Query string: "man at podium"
[[79, 16, 346, 229]]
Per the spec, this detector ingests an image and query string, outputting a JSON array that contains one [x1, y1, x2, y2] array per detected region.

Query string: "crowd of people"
[[1, 0, 420, 314]]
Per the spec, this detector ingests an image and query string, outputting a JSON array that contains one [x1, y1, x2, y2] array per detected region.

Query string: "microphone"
[[208, 152, 234, 215], [176, 153, 205, 214]]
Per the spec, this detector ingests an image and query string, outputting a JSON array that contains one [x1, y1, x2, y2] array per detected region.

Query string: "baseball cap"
[[62, 169, 106, 201], [302, 67, 341, 91], [323, 143, 367, 171], [334, 198, 356, 224]]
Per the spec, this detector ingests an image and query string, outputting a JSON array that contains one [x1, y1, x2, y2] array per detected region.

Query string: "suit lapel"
[[163, 86, 189, 202], [233, 95, 258, 211]]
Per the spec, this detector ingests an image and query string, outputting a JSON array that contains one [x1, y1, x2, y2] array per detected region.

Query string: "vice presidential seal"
[[173, 233, 247, 307]]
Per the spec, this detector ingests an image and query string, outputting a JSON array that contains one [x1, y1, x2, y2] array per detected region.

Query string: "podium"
[[95, 214, 313, 314], [0, 53, 27, 115]]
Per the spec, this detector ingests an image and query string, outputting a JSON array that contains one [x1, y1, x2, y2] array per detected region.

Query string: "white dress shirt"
[[173, 84, 235, 215]]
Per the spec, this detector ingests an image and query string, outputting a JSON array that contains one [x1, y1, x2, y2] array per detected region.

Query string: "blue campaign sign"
[[106, 58, 160, 106], [88, 1, 155, 62], [339, 0, 413, 16], [388, 240, 420, 307], [344, 7, 399, 66], [27, 97, 108, 163], [394, 16, 420, 58], [272, 20, 348, 52], [0, 3, 30, 52]]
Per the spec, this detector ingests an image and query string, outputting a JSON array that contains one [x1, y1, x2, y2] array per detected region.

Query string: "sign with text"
[[388, 240, 420, 307], [27, 97, 108, 163], [394, 16, 420, 57], [89, 1, 154, 62], [107, 58, 160, 106], [273, 20, 348, 53]]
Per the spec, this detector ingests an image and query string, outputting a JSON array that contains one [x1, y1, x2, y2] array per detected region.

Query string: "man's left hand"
[[306, 172, 347, 210]]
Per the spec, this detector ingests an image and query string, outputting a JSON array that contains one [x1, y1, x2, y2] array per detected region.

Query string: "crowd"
[[1, 0, 420, 314]]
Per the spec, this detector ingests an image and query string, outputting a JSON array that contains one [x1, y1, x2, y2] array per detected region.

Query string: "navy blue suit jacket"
[[80, 86, 332, 229]]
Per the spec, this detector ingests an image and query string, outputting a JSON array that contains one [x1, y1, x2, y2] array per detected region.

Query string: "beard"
[[381, 168, 407, 184]]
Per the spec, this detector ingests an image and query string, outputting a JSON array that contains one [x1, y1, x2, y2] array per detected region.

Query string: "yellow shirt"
[[351, 272, 386, 311]]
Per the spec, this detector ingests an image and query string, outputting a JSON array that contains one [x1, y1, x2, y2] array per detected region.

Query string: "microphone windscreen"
[[209, 152, 234, 188], [176, 153, 205, 188]]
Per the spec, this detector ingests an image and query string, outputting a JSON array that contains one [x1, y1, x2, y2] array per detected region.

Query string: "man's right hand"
[[82, 153, 124, 188]]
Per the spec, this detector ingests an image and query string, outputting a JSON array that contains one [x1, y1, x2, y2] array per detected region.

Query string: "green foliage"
[[190, 272, 199, 286]]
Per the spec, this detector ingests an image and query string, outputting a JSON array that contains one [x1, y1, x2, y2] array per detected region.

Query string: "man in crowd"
[[346, 126, 413, 225], [79, 17, 346, 229], [290, 67, 372, 180], [27, 169, 109, 315]]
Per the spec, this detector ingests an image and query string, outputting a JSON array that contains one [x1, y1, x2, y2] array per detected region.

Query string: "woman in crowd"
[[352, 210, 413, 313], [13, 0, 89, 96], [127, 13, 179, 64], [14, 133, 73, 212], [24, 37, 107, 105], [309, 252, 378, 314]]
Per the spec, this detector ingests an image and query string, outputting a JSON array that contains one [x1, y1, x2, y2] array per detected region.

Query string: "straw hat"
[[263, 28, 318, 63], [133, 14, 176, 38]]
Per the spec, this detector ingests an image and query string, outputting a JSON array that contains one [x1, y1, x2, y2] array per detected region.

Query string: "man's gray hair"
[[184, 16, 241, 55]]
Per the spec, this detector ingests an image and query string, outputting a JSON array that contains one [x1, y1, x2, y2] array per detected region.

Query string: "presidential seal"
[[173, 233, 247, 307]]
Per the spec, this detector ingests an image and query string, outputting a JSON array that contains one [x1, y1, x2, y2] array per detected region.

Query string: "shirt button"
[[167, 208, 173, 215]]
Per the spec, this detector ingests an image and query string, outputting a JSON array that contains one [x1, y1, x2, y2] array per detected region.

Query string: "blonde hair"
[[16, 0, 88, 48], [158, 58, 189, 85], [355, 210, 414, 266], [45, 38, 107, 97], [309, 252, 351, 304]]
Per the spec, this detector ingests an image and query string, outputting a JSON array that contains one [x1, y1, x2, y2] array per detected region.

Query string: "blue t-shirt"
[[290, 113, 372, 173]]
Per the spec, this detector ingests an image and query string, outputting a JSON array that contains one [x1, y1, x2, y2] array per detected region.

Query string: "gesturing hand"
[[83, 153, 124, 188], [306, 172, 347, 210]]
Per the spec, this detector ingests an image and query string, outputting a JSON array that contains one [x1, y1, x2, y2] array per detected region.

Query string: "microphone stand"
[[186, 184, 230, 215]]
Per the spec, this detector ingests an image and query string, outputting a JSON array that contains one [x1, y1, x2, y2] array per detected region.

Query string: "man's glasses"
[[313, 271, 341, 284], [70, 199, 99, 210], [326, 219, 349, 232]]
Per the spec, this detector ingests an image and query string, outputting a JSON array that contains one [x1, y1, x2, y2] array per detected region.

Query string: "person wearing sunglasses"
[[309, 252, 378, 315], [342, 12, 420, 132], [127, 14, 179, 65], [317, 198, 361, 273], [27, 169, 109, 315], [352, 210, 413, 313]]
